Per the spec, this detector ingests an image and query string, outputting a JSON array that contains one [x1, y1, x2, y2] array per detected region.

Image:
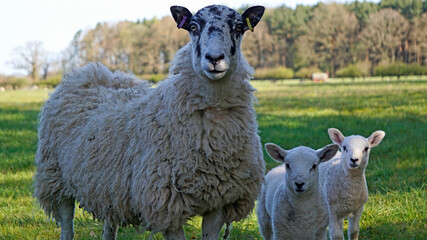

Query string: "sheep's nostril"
[[295, 182, 305, 189], [205, 53, 225, 65], [350, 158, 358, 163]]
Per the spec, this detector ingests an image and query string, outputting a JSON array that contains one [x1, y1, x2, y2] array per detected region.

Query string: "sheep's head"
[[265, 144, 338, 194], [328, 128, 385, 170], [171, 5, 264, 81]]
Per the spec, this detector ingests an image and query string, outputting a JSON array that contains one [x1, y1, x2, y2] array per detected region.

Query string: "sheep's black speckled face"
[[171, 5, 264, 81], [190, 5, 242, 80]]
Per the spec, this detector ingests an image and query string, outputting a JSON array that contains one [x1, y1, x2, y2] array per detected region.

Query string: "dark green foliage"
[[254, 67, 294, 80], [36, 74, 62, 88], [336, 63, 369, 78]]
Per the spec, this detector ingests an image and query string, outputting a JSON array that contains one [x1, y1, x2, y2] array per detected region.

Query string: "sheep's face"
[[341, 136, 371, 170], [265, 144, 338, 194], [171, 5, 264, 81], [328, 128, 386, 171]]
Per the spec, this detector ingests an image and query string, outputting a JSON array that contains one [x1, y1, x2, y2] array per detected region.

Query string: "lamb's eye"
[[235, 23, 243, 32], [190, 23, 198, 32], [364, 147, 369, 152], [310, 164, 317, 172], [285, 164, 290, 170], [343, 146, 347, 152]]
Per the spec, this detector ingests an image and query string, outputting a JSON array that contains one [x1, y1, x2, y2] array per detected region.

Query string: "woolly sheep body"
[[257, 144, 338, 240], [319, 128, 385, 240], [34, 5, 266, 239]]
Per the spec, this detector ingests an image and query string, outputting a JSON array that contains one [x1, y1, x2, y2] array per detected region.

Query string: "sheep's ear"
[[265, 143, 287, 163], [170, 6, 192, 31], [328, 128, 345, 147], [241, 6, 265, 32], [367, 130, 385, 148], [316, 144, 339, 163]]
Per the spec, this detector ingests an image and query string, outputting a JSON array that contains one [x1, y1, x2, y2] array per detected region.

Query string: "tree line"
[[7, 0, 427, 82]]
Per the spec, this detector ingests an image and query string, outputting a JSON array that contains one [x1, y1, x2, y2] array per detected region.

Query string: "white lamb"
[[34, 5, 266, 240], [320, 128, 385, 240], [257, 143, 339, 240]]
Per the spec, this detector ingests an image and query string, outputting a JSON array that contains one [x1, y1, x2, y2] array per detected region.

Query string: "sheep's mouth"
[[209, 70, 226, 74], [204, 69, 228, 80], [295, 189, 305, 193], [349, 163, 359, 168]]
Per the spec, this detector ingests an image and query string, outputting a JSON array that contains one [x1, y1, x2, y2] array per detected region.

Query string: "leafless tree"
[[359, 8, 409, 66], [9, 41, 47, 80]]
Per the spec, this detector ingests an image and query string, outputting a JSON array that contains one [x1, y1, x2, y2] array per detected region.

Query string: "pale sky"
[[0, 0, 355, 75]]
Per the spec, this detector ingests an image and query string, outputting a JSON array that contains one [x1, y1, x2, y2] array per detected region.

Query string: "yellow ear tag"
[[246, 18, 254, 32]]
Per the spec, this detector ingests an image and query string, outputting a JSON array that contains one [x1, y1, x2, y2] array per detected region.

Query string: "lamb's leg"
[[257, 203, 272, 240], [57, 198, 75, 240], [328, 212, 344, 240], [348, 207, 364, 240], [202, 209, 226, 240], [163, 227, 186, 240], [102, 220, 118, 240]]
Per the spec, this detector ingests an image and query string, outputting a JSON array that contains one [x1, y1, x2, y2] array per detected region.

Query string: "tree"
[[408, 13, 427, 64], [359, 8, 409, 66], [379, 0, 423, 20], [10, 41, 47, 80], [295, 3, 359, 76], [347, 0, 379, 27]]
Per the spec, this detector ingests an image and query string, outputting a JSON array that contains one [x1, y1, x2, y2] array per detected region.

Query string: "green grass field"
[[0, 77, 426, 239]]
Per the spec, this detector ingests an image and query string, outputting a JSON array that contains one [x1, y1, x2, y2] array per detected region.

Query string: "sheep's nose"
[[295, 182, 305, 190], [205, 52, 225, 65], [350, 158, 358, 163]]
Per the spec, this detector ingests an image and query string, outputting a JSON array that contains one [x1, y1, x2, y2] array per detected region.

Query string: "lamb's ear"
[[241, 6, 265, 32], [170, 6, 192, 31], [316, 144, 339, 163], [328, 128, 345, 147], [265, 143, 287, 163], [368, 130, 385, 148]]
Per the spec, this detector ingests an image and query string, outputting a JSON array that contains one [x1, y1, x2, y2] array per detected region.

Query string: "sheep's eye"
[[310, 164, 317, 172], [235, 23, 243, 32], [364, 147, 369, 152], [343, 146, 347, 152], [285, 164, 290, 170], [190, 23, 198, 32]]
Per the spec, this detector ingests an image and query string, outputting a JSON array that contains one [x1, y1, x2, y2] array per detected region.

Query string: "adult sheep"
[[257, 143, 338, 240], [320, 128, 385, 240], [34, 5, 265, 240]]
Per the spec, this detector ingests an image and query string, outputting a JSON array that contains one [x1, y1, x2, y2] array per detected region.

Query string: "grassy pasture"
[[0, 77, 426, 239]]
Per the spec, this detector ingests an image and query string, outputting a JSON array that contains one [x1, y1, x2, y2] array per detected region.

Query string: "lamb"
[[257, 143, 339, 240], [319, 128, 385, 240], [34, 5, 265, 240]]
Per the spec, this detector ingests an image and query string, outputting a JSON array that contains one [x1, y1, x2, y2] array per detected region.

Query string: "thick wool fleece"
[[34, 42, 264, 233]]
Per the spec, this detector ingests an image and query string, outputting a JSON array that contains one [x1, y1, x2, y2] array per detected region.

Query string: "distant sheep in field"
[[257, 143, 339, 240], [34, 5, 265, 240], [320, 128, 385, 240]]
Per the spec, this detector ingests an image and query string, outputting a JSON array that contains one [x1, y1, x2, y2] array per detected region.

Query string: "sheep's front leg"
[[57, 198, 75, 240], [328, 211, 344, 240], [202, 209, 226, 240], [163, 227, 186, 240], [102, 220, 118, 240], [348, 207, 364, 240]]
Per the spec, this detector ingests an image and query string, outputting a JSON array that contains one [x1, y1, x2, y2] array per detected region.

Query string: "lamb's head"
[[265, 144, 338, 194], [171, 5, 264, 81], [328, 128, 385, 171]]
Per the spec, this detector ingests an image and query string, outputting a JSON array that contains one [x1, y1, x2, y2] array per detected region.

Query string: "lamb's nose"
[[350, 158, 358, 163], [205, 52, 225, 65], [295, 182, 305, 190]]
